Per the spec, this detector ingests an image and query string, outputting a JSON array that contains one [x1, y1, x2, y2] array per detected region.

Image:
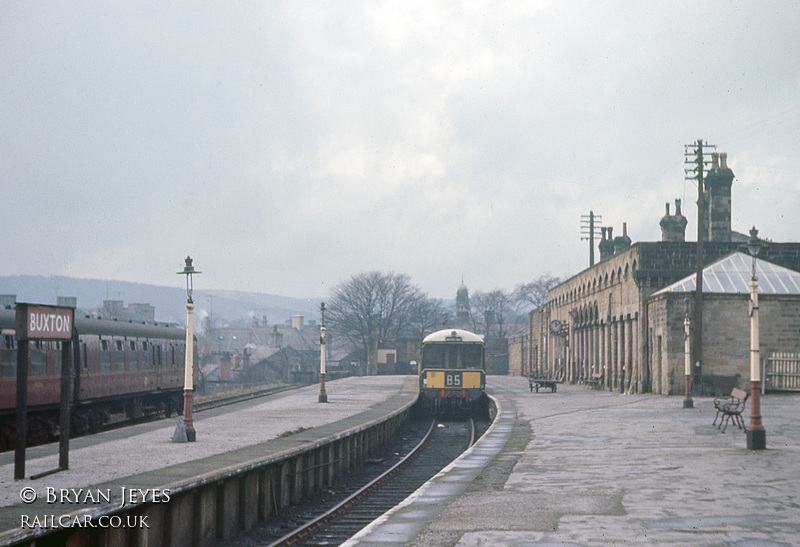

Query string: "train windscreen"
[[422, 344, 484, 370]]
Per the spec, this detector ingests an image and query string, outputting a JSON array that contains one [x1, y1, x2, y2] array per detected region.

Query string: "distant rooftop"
[[654, 252, 800, 295]]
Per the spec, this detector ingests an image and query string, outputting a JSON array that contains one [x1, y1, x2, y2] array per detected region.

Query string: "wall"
[[647, 292, 800, 395]]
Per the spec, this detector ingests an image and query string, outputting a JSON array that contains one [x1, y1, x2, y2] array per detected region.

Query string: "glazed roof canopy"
[[654, 252, 800, 295]]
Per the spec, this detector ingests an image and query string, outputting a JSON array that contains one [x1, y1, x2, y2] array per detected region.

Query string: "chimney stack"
[[660, 198, 688, 242], [706, 152, 734, 242], [598, 227, 615, 260]]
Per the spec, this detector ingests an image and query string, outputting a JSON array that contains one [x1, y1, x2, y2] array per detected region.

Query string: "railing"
[[765, 353, 800, 392]]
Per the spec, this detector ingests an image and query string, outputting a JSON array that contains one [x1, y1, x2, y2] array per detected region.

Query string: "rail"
[[266, 418, 437, 546]]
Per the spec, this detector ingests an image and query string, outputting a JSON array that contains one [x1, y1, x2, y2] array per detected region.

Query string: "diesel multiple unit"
[[418, 328, 486, 414]]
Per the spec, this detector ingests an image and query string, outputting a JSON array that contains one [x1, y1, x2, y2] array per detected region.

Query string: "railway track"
[[233, 417, 480, 547], [94, 384, 296, 437]]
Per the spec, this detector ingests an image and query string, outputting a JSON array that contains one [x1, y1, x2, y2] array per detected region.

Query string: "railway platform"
[[348, 376, 800, 546], [0, 375, 415, 545]]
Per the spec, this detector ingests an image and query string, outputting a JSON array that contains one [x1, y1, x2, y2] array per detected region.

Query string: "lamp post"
[[175, 256, 201, 442], [318, 302, 328, 403], [683, 296, 693, 408], [745, 227, 766, 449]]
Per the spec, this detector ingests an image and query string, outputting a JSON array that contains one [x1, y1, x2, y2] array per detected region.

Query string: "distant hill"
[[0, 275, 321, 327]]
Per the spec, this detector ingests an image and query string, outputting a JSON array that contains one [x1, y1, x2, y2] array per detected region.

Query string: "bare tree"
[[471, 289, 512, 338], [514, 273, 562, 311], [326, 271, 426, 373], [408, 297, 452, 339]]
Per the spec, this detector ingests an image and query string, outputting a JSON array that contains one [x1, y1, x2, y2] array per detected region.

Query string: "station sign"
[[15, 303, 75, 341]]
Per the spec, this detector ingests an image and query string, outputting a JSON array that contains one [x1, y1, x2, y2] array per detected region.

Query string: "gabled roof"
[[654, 252, 800, 295]]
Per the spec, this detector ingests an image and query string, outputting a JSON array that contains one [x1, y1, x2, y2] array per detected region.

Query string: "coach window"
[[129, 340, 138, 370], [1, 334, 15, 377], [101, 339, 112, 372], [115, 340, 125, 372], [142, 341, 150, 369], [31, 344, 47, 377], [54, 341, 62, 375]]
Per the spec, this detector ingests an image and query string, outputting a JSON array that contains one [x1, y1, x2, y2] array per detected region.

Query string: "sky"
[[2, 1, 799, 303]]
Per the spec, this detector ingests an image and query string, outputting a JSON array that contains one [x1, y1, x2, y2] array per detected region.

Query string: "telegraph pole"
[[581, 211, 603, 267], [684, 139, 715, 391]]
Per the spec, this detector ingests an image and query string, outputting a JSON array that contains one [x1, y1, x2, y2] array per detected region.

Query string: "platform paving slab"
[[350, 376, 800, 546]]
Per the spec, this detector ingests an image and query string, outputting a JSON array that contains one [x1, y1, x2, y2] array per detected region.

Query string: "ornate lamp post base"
[[184, 388, 196, 442], [318, 372, 328, 403], [747, 428, 766, 450]]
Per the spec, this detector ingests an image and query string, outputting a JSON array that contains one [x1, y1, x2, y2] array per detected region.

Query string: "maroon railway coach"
[[0, 308, 196, 450]]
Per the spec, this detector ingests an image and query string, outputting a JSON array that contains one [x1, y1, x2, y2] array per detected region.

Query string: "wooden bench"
[[713, 388, 749, 432], [586, 373, 603, 390]]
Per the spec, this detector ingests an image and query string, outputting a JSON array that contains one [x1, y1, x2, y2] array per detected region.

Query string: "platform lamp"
[[319, 302, 328, 403], [683, 295, 693, 408], [745, 227, 766, 450], [175, 256, 201, 442]]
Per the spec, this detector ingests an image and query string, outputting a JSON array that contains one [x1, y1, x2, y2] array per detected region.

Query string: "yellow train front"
[[418, 328, 486, 416]]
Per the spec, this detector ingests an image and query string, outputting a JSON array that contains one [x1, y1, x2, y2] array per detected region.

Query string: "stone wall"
[[522, 241, 800, 395], [647, 292, 800, 395]]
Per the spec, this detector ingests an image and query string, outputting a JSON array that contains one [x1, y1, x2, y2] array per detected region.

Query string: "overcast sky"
[[3, 2, 799, 303]]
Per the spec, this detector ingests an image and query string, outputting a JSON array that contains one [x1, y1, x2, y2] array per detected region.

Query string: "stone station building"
[[510, 153, 800, 395]]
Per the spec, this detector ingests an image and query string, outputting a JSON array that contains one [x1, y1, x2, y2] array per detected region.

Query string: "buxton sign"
[[15, 304, 74, 341], [14, 303, 76, 480]]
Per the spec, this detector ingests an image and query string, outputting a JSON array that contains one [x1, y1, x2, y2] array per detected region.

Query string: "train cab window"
[[422, 345, 464, 369], [458, 345, 483, 369], [422, 344, 484, 370], [157, 345, 162, 367], [130, 340, 136, 352]]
